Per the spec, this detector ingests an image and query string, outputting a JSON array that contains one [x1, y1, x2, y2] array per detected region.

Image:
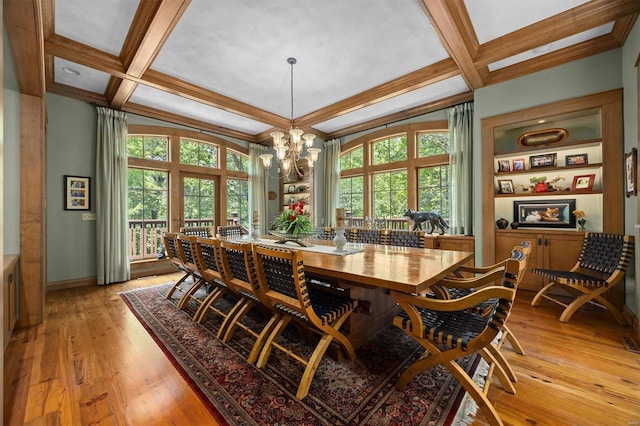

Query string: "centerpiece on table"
[[269, 200, 317, 246]]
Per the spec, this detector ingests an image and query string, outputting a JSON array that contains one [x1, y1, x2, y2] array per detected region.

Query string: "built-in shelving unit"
[[281, 160, 313, 215], [481, 89, 624, 300]]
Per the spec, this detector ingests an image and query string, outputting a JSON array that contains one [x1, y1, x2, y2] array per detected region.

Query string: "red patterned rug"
[[120, 283, 484, 425]]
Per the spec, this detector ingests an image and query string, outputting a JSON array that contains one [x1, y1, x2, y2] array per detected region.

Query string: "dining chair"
[[385, 229, 425, 247], [179, 225, 213, 237], [347, 228, 382, 244], [252, 245, 358, 399], [191, 237, 236, 324], [391, 247, 528, 426], [216, 240, 281, 363], [162, 232, 193, 301], [438, 241, 532, 356], [217, 225, 245, 239], [531, 232, 634, 324], [175, 234, 208, 310]]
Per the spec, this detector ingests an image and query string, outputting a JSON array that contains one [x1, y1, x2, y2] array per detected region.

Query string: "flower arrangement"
[[270, 200, 314, 237], [573, 209, 586, 231]]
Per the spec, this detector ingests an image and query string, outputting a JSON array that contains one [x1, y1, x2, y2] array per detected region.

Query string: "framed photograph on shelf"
[[288, 184, 296, 193], [512, 158, 525, 171], [514, 199, 576, 228], [497, 160, 510, 172], [571, 174, 595, 191], [64, 175, 91, 211], [529, 153, 557, 168], [498, 179, 514, 194], [625, 148, 637, 197], [565, 153, 588, 166]]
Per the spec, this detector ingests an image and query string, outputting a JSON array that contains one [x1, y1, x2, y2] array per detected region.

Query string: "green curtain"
[[249, 143, 269, 234], [323, 138, 341, 227], [96, 107, 130, 284], [448, 102, 473, 235]]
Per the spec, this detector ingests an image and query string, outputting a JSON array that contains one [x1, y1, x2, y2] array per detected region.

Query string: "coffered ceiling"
[[4, 0, 639, 142]]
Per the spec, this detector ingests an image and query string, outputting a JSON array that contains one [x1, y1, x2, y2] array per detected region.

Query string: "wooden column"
[[18, 94, 46, 327]]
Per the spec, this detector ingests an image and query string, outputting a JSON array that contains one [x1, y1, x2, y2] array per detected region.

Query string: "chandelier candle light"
[[259, 58, 321, 177]]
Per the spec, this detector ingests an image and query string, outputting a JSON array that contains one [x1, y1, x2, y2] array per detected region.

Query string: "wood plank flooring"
[[4, 272, 640, 425]]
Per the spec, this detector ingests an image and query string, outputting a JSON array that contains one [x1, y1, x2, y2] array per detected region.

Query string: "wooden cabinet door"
[[432, 236, 475, 268], [495, 231, 541, 291], [541, 232, 584, 271]]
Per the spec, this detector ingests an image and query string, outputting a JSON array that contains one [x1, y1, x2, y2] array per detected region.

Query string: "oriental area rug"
[[120, 283, 486, 426]]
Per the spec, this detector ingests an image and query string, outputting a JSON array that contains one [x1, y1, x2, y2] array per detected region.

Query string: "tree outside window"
[[180, 138, 218, 168], [127, 168, 168, 259], [127, 135, 168, 161], [341, 146, 363, 170], [227, 178, 249, 225], [339, 175, 364, 217], [372, 170, 407, 218], [372, 134, 407, 165], [418, 166, 450, 218], [227, 149, 249, 172], [183, 177, 215, 227]]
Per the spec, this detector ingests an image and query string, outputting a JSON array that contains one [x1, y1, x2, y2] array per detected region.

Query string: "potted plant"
[[529, 176, 548, 193]]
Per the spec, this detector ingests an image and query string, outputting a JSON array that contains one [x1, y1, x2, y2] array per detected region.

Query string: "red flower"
[[290, 214, 296, 221]]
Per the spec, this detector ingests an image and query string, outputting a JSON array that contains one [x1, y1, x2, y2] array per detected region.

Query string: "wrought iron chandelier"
[[259, 58, 321, 177]]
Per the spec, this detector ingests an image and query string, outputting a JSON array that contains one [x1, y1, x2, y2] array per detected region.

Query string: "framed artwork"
[[497, 160, 510, 172], [64, 175, 91, 210], [514, 199, 576, 228], [571, 174, 595, 191], [625, 148, 637, 197], [498, 179, 514, 194], [529, 153, 557, 168], [565, 153, 588, 166], [288, 184, 296, 193], [512, 158, 525, 171]]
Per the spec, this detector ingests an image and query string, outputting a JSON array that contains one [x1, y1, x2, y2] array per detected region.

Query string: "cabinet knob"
[[544, 239, 549, 247], [537, 238, 542, 246]]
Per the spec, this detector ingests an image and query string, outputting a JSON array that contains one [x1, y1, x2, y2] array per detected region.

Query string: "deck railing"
[[128, 218, 239, 261]]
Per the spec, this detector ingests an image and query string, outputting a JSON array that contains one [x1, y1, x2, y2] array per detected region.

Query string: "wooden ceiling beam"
[[476, 0, 640, 67], [418, 0, 485, 89], [294, 58, 460, 128], [611, 13, 638, 44], [142, 70, 291, 128], [326, 91, 474, 140], [108, 0, 190, 108], [44, 36, 290, 128], [121, 102, 258, 143], [4, 0, 46, 97]]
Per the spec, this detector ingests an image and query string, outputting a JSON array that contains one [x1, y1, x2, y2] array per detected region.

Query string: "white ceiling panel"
[[55, 0, 138, 56], [151, 0, 448, 119], [129, 84, 272, 135], [54, 58, 111, 94], [464, 0, 590, 44], [314, 76, 469, 133], [488, 23, 614, 71]]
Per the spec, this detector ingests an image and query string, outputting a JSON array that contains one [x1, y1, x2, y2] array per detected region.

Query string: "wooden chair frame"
[[216, 240, 281, 364], [175, 235, 208, 310], [437, 241, 532, 356], [531, 233, 634, 324], [162, 232, 193, 301], [391, 248, 528, 426], [253, 245, 357, 399], [192, 237, 235, 325]]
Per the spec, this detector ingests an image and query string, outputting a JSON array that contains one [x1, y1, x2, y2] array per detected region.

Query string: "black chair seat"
[[531, 268, 607, 287], [396, 306, 493, 352]]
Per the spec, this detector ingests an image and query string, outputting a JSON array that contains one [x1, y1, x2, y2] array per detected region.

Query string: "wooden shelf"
[[494, 162, 602, 177], [494, 139, 601, 157], [496, 190, 603, 198]]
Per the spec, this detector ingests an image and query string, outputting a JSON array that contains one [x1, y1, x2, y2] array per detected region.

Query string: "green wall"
[[46, 94, 97, 283], [622, 19, 640, 316]]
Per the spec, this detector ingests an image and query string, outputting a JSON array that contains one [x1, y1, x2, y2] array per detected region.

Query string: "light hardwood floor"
[[4, 272, 640, 425]]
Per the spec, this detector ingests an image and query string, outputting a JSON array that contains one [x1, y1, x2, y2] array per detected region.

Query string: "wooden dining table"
[[248, 237, 474, 350]]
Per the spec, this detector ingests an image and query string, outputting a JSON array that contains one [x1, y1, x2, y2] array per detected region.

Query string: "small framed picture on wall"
[[64, 175, 91, 210]]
